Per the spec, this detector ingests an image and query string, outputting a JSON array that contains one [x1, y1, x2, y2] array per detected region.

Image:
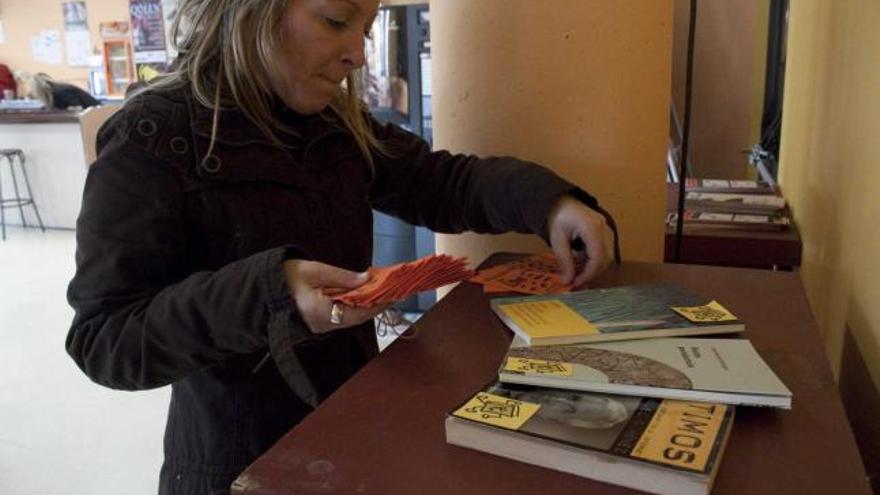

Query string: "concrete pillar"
[[431, 0, 673, 267]]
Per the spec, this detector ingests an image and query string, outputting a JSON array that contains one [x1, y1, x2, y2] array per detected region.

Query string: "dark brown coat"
[[66, 82, 601, 493]]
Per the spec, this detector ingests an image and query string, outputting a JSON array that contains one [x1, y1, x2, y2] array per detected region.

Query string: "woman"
[[31, 72, 100, 110], [66, 0, 618, 493]]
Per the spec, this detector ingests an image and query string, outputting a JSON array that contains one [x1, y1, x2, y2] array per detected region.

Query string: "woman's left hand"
[[546, 195, 615, 287]]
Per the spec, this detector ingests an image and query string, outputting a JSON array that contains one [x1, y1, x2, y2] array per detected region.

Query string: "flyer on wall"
[[129, 0, 167, 65], [63, 1, 91, 66]]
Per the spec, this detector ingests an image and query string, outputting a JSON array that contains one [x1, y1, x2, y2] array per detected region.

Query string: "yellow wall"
[[779, 0, 880, 389], [0, 0, 130, 90], [432, 0, 672, 265]]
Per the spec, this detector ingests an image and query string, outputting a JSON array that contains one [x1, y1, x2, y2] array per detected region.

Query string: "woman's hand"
[[546, 195, 615, 287], [284, 260, 388, 334]]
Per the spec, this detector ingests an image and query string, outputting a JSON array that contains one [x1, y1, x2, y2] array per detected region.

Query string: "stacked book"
[[445, 283, 792, 495], [667, 178, 792, 230]]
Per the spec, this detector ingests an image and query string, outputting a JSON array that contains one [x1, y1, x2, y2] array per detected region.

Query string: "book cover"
[[490, 283, 744, 346], [500, 337, 792, 408], [445, 382, 735, 495]]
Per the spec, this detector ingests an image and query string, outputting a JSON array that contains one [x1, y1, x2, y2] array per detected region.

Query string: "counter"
[[0, 105, 119, 229]]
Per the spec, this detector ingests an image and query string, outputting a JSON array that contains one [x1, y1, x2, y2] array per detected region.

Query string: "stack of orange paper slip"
[[333, 254, 473, 307], [469, 252, 581, 295]]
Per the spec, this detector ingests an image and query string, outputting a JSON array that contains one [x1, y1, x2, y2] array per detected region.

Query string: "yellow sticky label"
[[671, 300, 738, 323], [504, 357, 573, 376], [630, 400, 728, 472], [452, 392, 541, 430], [498, 300, 599, 339]]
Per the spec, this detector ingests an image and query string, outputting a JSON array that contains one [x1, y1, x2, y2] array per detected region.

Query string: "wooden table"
[[665, 185, 802, 269], [233, 257, 869, 495]]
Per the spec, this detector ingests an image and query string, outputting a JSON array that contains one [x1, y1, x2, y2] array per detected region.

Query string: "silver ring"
[[329, 303, 344, 325]]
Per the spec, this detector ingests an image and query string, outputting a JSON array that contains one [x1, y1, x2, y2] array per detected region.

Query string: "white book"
[[499, 337, 792, 408]]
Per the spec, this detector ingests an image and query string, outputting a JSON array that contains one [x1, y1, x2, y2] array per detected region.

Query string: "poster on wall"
[[63, 1, 92, 66], [130, 0, 167, 64], [31, 30, 63, 65], [161, 0, 180, 60], [0, 18, 6, 44]]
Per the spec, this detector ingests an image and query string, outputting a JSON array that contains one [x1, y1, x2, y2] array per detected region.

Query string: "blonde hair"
[[150, 0, 382, 168], [31, 73, 55, 109]]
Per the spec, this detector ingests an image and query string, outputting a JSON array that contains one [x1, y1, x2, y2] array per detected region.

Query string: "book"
[[445, 381, 735, 495], [490, 283, 745, 346], [499, 337, 792, 408], [666, 210, 791, 231], [684, 192, 786, 215], [685, 178, 776, 194]]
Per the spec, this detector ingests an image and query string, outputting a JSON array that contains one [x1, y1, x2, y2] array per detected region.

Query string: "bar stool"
[[0, 149, 46, 241]]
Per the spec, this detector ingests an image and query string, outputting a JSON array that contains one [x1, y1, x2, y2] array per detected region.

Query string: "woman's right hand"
[[283, 259, 388, 334]]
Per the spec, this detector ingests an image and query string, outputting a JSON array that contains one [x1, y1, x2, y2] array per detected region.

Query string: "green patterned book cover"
[[491, 283, 744, 346]]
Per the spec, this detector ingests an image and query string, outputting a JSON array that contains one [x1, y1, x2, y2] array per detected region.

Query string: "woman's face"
[[273, 0, 378, 114]]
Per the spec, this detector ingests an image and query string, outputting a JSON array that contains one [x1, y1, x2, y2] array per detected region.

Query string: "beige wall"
[[0, 0, 129, 90], [779, 0, 880, 390], [432, 0, 673, 266], [671, 0, 769, 180]]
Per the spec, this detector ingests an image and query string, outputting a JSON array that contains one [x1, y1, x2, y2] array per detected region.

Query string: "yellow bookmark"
[[504, 357, 573, 376], [452, 392, 541, 430], [671, 300, 738, 323]]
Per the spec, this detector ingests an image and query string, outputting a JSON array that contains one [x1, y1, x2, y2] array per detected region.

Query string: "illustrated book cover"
[[490, 283, 745, 346], [499, 337, 792, 408], [445, 381, 735, 495]]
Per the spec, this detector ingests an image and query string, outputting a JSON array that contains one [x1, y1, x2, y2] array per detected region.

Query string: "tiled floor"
[[0, 226, 417, 494], [0, 227, 168, 495]]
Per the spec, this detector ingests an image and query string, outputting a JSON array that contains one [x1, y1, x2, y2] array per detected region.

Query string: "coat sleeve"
[[367, 119, 601, 238], [65, 108, 311, 391]]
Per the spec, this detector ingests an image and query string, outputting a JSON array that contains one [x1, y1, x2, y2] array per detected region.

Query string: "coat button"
[[169, 137, 189, 154], [137, 118, 158, 137]]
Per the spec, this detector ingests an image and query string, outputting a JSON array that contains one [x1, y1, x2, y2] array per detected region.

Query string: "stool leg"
[[8, 154, 28, 228], [16, 152, 45, 233], [0, 155, 6, 241]]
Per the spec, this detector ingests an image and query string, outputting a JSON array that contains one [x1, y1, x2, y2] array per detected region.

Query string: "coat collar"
[[185, 88, 344, 148]]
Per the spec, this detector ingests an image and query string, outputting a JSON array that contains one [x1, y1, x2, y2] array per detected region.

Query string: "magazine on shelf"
[[685, 178, 776, 194], [684, 192, 786, 215], [666, 210, 791, 231]]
